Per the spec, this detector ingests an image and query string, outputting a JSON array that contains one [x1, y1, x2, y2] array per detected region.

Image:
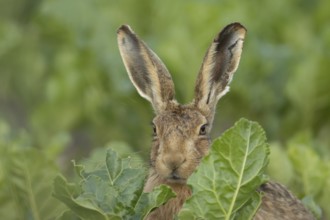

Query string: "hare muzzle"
[[161, 153, 186, 182]]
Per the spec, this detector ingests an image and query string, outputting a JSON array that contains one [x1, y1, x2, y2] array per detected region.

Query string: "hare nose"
[[163, 154, 186, 171]]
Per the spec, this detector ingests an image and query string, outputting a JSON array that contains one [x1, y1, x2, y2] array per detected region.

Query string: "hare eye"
[[199, 124, 208, 135], [152, 124, 157, 136]]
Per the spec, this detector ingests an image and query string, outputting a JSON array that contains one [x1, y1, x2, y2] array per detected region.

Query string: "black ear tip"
[[227, 22, 247, 32], [214, 22, 247, 43], [117, 25, 140, 46], [117, 24, 133, 35]]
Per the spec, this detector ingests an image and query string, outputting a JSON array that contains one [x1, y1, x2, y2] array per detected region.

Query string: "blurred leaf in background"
[[267, 131, 330, 218], [0, 120, 65, 219]]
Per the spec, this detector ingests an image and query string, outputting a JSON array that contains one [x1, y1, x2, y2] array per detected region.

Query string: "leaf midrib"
[[225, 124, 252, 220]]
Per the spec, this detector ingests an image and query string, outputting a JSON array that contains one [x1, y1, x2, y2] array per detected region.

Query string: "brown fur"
[[117, 23, 315, 220]]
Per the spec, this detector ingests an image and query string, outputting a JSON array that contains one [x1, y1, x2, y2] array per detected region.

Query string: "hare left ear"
[[117, 25, 175, 113], [194, 23, 246, 120]]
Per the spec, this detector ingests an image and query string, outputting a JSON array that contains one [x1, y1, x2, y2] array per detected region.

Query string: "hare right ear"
[[194, 23, 247, 120], [117, 25, 175, 113]]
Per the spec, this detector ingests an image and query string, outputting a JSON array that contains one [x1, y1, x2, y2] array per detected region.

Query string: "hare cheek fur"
[[117, 23, 315, 220]]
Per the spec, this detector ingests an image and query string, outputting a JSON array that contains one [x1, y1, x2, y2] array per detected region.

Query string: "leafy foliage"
[[53, 149, 175, 219], [54, 119, 269, 220], [0, 121, 65, 220], [178, 118, 269, 220], [268, 131, 330, 218]]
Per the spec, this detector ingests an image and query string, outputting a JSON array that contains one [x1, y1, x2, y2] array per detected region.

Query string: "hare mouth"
[[166, 173, 187, 184]]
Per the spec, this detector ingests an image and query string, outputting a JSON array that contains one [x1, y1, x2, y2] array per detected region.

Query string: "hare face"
[[151, 104, 211, 184]]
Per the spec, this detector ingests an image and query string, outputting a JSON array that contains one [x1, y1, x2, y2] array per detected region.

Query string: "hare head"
[[117, 23, 246, 186]]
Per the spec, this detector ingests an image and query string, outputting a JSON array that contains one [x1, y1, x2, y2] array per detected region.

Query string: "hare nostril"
[[171, 172, 180, 180]]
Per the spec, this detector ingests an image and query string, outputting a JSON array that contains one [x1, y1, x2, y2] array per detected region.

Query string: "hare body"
[[255, 182, 315, 220], [117, 23, 315, 220]]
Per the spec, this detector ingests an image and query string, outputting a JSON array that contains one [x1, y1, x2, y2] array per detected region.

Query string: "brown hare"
[[117, 23, 315, 220]]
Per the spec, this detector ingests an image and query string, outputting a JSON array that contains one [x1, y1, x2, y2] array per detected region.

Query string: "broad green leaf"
[[56, 210, 80, 220], [53, 148, 175, 219], [106, 149, 124, 184], [79, 143, 143, 174], [179, 118, 269, 220], [53, 175, 108, 220], [133, 185, 176, 219], [233, 192, 262, 220]]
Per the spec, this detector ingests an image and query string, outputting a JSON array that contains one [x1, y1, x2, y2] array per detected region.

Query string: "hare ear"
[[117, 25, 175, 113], [194, 23, 246, 119]]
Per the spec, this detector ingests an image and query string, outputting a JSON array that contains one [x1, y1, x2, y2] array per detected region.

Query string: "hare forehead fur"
[[153, 103, 208, 137]]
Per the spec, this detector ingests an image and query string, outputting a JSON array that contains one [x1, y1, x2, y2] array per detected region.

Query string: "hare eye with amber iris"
[[199, 124, 208, 135]]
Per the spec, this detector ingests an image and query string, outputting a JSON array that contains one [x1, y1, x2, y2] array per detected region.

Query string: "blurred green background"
[[0, 0, 329, 219]]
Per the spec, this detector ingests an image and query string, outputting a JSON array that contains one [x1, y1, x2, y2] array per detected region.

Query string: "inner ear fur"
[[117, 25, 176, 113], [194, 23, 247, 118]]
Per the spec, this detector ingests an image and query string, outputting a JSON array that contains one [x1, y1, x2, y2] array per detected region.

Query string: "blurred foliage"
[[1, 0, 330, 155], [268, 131, 330, 218], [0, 120, 65, 219], [0, 0, 329, 219]]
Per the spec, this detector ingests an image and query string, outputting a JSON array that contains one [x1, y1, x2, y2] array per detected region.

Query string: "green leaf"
[[56, 210, 80, 220], [233, 192, 262, 220], [53, 148, 175, 219], [53, 175, 108, 220], [178, 118, 269, 220], [133, 185, 176, 219]]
